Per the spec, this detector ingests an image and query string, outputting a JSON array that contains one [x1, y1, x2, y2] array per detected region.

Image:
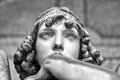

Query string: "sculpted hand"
[[25, 53, 120, 80], [24, 53, 68, 80]]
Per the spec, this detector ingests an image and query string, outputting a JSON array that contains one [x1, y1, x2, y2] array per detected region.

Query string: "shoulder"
[[0, 49, 6, 56], [0, 49, 7, 63], [0, 49, 11, 80], [0, 49, 8, 69], [0, 49, 6, 55]]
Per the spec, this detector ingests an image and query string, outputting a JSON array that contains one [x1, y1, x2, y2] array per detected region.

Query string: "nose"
[[52, 34, 64, 52], [52, 44, 64, 51]]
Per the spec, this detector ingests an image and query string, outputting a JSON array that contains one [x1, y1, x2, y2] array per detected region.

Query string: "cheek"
[[36, 40, 52, 53], [64, 40, 80, 59], [35, 39, 54, 65]]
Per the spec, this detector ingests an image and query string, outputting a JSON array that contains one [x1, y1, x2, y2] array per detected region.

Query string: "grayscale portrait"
[[13, 7, 103, 80]]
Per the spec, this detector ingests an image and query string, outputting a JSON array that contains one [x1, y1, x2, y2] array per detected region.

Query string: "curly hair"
[[14, 7, 103, 80]]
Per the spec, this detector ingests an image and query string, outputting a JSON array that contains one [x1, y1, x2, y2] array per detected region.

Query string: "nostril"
[[52, 44, 64, 51], [54, 52, 62, 55]]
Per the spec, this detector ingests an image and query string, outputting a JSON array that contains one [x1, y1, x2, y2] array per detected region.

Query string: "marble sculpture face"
[[36, 17, 80, 65]]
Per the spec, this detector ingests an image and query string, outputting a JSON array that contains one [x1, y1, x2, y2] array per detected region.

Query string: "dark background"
[[0, 0, 120, 80]]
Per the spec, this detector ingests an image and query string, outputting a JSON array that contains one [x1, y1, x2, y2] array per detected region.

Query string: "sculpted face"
[[36, 17, 80, 65]]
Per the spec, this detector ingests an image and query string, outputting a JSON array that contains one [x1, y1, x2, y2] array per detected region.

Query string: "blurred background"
[[0, 0, 120, 80]]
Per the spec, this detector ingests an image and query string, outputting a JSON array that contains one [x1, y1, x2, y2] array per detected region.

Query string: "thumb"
[[25, 65, 51, 80]]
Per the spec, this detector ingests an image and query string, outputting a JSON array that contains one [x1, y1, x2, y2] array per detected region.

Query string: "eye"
[[39, 31, 54, 40], [65, 32, 78, 41]]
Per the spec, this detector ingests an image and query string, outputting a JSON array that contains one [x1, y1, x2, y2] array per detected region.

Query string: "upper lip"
[[54, 49, 63, 52]]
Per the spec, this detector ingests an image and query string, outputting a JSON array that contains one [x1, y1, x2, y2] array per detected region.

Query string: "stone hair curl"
[[14, 7, 103, 80]]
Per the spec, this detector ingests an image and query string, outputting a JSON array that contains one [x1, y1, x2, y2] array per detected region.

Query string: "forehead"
[[38, 19, 78, 34]]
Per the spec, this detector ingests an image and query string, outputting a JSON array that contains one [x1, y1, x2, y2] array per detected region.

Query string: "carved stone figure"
[[13, 7, 104, 80]]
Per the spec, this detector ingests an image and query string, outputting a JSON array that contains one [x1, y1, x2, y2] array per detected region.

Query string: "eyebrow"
[[41, 28, 54, 32], [64, 29, 78, 35]]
